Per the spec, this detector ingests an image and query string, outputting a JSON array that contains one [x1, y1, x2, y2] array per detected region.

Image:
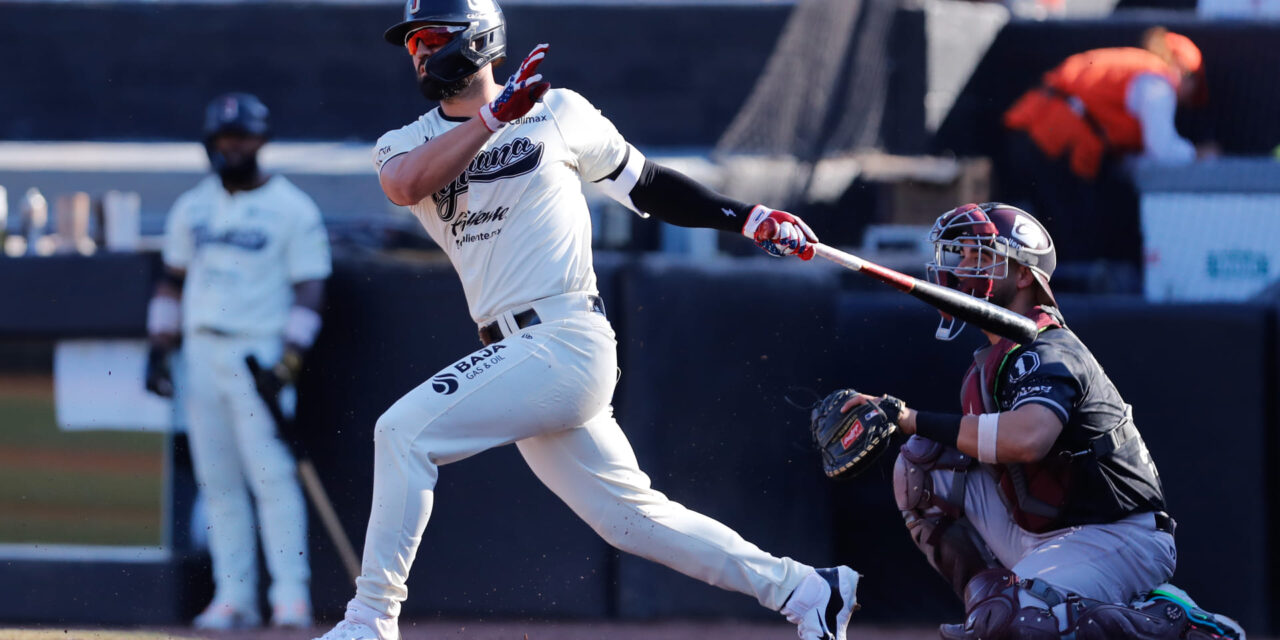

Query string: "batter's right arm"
[[379, 122, 492, 206], [380, 45, 552, 206]]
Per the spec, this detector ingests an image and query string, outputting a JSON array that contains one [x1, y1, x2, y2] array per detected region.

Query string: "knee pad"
[[960, 569, 1059, 639], [1070, 599, 1187, 640], [895, 437, 988, 597], [893, 436, 973, 513], [905, 513, 994, 598]]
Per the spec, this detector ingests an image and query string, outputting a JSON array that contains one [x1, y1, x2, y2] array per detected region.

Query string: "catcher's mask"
[[926, 202, 1056, 341], [385, 0, 507, 85]]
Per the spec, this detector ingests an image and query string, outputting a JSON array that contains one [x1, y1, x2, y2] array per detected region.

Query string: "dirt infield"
[[9, 622, 1275, 640], [5, 622, 942, 640]]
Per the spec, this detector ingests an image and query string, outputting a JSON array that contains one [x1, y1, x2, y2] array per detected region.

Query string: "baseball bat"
[[811, 243, 1040, 344], [245, 355, 362, 584]]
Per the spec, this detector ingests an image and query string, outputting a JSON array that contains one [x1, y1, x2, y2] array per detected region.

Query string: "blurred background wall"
[[1, 0, 1278, 635]]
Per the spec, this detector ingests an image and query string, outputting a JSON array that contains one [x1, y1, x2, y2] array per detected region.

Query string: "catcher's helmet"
[[926, 202, 1057, 340], [203, 92, 270, 142], [384, 0, 507, 84]]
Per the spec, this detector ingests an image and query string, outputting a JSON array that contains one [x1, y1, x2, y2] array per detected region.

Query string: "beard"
[[986, 271, 1019, 308], [215, 154, 259, 184], [419, 72, 476, 102]]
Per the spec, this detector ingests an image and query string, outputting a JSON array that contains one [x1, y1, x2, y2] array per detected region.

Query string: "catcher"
[[810, 202, 1245, 639]]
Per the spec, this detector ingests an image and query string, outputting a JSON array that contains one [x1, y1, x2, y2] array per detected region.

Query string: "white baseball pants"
[[183, 332, 310, 609], [351, 293, 809, 620], [930, 465, 1176, 606]]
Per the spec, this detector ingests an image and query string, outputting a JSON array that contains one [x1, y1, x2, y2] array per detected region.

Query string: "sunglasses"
[[405, 25, 466, 56]]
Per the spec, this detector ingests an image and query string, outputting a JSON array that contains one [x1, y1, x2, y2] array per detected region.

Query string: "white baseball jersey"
[[162, 175, 333, 336], [373, 88, 629, 323]]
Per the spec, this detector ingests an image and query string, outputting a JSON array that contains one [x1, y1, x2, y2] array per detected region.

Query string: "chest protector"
[[961, 309, 1071, 533], [1004, 47, 1181, 180]]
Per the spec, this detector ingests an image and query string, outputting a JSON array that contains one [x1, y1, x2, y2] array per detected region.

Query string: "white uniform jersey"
[[373, 88, 629, 324], [163, 175, 333, 336]]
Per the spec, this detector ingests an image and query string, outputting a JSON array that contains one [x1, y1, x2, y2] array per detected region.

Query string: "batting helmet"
[[926, 202, 1057, 340], [384, 0, 506, 84], [203, 92, 270, 143]]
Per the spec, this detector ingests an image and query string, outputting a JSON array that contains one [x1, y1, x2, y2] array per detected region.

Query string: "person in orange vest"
[[1005, 27, 1206, 181], [997, 27, 1209, 269]]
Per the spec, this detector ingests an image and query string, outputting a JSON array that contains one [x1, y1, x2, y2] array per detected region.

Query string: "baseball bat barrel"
[[298, 460, 363, 584], [811, 244, 1040, 344]]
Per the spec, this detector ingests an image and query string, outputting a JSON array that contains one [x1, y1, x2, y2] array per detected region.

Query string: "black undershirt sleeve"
[[618, 159, 754, 233]]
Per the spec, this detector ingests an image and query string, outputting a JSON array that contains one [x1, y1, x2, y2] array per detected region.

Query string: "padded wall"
[[611, 256, 843, 619], [0, 255, 1272, 631]]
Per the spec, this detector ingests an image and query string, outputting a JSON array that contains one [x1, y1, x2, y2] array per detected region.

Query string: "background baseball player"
[[836, 202, 1244, 638], [315, 1, 858, 639], [144, 93, 333, 630]]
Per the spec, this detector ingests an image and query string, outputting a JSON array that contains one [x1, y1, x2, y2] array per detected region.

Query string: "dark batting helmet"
[[384, 0, 507, 84], [926, 202, 1057, 340], [203, 92, 270, 143]]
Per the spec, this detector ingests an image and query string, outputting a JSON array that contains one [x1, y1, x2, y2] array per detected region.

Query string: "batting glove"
[[741, 205, 818, 260], [478, 44, 551, 133], [144, 344, 175, 398], [251, 348, 303, 402]]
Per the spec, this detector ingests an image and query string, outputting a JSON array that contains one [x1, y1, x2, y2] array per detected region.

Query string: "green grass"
[[0, 393, 165, 453], [0, 382, 165, 546]]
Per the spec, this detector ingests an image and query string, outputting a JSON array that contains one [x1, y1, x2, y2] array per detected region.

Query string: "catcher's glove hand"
[[809, 390, 904, 479]]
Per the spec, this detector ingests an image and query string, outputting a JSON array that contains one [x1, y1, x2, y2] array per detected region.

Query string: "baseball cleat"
[[192, 600, 262, 630], [781, 566, 861, 640], [314, 619, 380, 640], [313, 599, 401, 640], [272, 598, 313, 629], [1146, 584, 1246, 639]]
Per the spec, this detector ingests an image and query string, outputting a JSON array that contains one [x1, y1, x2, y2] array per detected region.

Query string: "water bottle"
[[17, 188, 49, 256], [0, 185, 8, 255]]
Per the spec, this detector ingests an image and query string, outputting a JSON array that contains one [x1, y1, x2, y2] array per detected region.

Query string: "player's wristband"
[[147, 296, 181, 336], [477, 104, 505, 132], [914, 411, 962, 447], [977, 413, 1000, 464], [740, 205, 771, 238], [284, 305, 322, 349]]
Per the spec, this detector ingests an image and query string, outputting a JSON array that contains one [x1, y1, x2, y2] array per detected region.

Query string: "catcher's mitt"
[[810, 390, 904, 479]]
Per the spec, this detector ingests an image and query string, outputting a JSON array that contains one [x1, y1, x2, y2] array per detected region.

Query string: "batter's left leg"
[[517, 407, 813, 611]]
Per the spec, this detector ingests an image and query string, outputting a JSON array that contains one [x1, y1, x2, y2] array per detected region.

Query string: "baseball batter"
[[145, 93, 332, 630], [314, 2, 858, 640], [840, 203, 1244, 639]]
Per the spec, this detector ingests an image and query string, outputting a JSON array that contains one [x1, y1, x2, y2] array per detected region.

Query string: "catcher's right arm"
[[809, 390, 904, 479]]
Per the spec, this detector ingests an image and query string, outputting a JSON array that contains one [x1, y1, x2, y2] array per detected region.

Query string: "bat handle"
[[812, 243, 866, 272]]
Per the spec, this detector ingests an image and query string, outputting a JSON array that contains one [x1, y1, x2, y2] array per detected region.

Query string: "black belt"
[[478, 295, 605, 346], [195, 326, 238, 337], [1153, 511, 1176, 535]]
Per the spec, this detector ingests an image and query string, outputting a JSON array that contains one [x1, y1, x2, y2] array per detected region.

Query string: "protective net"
[[715, 0, 899, 209]]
